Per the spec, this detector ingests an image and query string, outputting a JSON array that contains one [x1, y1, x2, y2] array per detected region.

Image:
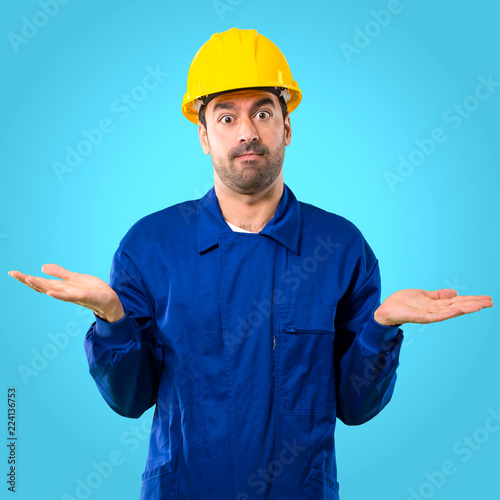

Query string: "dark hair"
[[198, 95, 289, 131]]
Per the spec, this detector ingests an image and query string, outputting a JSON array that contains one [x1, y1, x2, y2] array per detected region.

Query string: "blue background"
[[2, 1, 499, 499]]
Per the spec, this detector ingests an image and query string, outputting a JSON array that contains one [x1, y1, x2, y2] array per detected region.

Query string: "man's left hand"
[[374, 289, 493, 326]]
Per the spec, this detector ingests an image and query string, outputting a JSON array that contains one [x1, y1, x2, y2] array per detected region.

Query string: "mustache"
[[230, 144, 269, 159]]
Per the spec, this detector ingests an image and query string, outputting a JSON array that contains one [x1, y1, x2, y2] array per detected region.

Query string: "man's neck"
[[214, 178, 284, 233]]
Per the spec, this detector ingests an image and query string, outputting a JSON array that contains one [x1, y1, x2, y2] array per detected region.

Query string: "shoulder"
[[299, 200, 365, 242], [118, 198, 200, 248], [298, 199, 378, 267]]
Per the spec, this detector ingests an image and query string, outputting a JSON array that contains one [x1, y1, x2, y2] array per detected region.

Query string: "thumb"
[[41, 263, 78, 280], [425, 289, 458, 300]]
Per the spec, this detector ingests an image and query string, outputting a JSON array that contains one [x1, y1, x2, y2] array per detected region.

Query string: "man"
[[8, 28, 492, 500]]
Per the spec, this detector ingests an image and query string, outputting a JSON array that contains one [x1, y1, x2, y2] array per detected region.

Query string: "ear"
[[198, 122, 210, 155], [284, 114, 292, 146]]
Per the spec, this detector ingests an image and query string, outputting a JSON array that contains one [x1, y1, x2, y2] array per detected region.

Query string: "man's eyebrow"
[[211, 97, 277, 114], [211, 101, 236, 113], [252, 97, 276, 110]]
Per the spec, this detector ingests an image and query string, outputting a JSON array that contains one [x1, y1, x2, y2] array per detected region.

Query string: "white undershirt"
[[225, 220, 257, 233]]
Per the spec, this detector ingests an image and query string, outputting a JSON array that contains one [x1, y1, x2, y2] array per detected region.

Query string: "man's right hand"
[[8, 264, 125, 323]]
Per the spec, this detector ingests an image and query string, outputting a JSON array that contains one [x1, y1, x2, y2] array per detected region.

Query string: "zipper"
[[273, 335, 276, 350], [283, 327, 333, 334]]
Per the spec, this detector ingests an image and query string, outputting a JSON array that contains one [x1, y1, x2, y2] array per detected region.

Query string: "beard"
[[210, 137, 286, 195]]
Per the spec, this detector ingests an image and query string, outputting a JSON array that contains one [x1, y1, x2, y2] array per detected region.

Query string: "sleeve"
[[84, 248, 164, 419], [334, 235, 404, 426]]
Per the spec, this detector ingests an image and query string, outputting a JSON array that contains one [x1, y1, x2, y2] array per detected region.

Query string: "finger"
[[9, 270, 62, 290], [24, 276, 64, 294], [429, 305, 474, 322], [428, 295, 493, 309], [8, 270, 33, 283], [425, 289, 458, 300], [41, 263, 78, 280], [427, 301, 490, 318], [448, 296, 494, 308], [46, 289, 79, 302], [450, 299, 492, 312], [450, 294, 493, 302], [8, 271, 46, 293], [410, 307, 463, 324], [428, 298, 492, 313], [45, 283, 90, 303], [23, 278, 47, 294]]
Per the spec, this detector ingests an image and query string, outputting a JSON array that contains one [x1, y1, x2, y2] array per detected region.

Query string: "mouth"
[[236, 153, 262, 160]]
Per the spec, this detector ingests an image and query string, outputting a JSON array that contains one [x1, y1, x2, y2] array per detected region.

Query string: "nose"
[[237, 115, 259, 143]]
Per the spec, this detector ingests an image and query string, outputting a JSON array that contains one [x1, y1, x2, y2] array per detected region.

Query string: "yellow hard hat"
[[182, 28, 302, 124]]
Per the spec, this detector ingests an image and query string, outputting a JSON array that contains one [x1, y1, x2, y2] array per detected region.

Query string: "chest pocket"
[[275, 304, 337, 416]]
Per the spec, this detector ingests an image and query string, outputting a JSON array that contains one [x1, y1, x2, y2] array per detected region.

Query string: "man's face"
[[198, 89, 292, 195]]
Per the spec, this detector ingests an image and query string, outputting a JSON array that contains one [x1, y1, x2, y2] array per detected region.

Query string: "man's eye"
[[219, 115, 233, 124], [256, 110, 271, 120]]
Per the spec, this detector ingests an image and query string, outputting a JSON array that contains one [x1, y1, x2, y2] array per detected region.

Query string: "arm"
[[84, 251, 164, 419], [333, 243, 493, 426], [334, 243, 403, 426], [8, 257, 163, 419]]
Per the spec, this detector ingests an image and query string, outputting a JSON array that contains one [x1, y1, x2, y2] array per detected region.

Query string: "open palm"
[[8, 263, 124, 322], [374, 288, 493, 326]]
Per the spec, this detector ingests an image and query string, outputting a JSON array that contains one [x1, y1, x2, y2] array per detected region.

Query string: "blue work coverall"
[[84, 183, 404, 500]]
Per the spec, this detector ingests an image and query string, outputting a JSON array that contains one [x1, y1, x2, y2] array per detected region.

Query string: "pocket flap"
[[301, 468, 339, 500], [141, 461, 173, 481], [277, 304, 336, 331]]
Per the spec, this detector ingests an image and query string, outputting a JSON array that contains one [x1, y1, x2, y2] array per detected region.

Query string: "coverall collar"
[[197, 182, 301, 254]]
